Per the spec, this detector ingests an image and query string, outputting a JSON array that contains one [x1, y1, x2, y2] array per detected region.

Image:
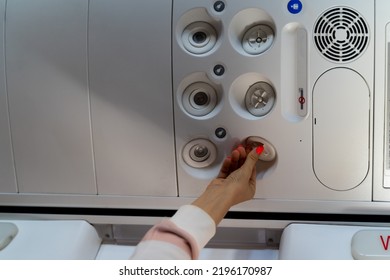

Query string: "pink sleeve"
[[130, 205, 216, 260]]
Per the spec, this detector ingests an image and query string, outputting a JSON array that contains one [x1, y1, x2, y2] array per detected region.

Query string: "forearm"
[[191, 185, 234, 225]]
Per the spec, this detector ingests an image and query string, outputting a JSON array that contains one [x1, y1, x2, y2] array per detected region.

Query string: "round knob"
[[182, 139, 217, 168], [182, 82, 217, 117], [242, 25, 274, 55], [182, 22, 217, 55], [245, 82, 276, 117], [190, 145, 210, 162]]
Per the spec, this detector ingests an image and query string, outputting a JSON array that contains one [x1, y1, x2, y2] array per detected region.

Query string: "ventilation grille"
[[314, 7, 369, 63]]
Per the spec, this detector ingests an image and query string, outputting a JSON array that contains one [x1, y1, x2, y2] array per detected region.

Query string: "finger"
[[236, 145, 247, 167], [217, 156, 231, 178], [250, 163, 257, 186], [230, 149, 240, 172], [244, 139, 255, 154], [241, 148, 261, 178]]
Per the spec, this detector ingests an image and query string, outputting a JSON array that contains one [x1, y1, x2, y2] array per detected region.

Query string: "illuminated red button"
[[351, 230, 390, 259]]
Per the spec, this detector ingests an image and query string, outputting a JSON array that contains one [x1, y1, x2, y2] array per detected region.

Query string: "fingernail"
[[256, 145, 264, 155]]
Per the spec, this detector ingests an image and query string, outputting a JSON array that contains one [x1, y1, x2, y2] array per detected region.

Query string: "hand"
[[214, 145, 261, 205], [191, 145, 263, 225]]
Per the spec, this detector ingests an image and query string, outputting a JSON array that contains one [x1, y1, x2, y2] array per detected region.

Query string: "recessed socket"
[[182, 21, 217, 55], [245, 82, 276, 117], [182, 82, 218, 116], [178, 72, 222, 119], [246, 136, 276, 162], [182, 139, 217, 168], [229, 8, 275, 56], [175, 8, 221, 56], [242, 25, 274, 55], [229, 73, 275, 120]]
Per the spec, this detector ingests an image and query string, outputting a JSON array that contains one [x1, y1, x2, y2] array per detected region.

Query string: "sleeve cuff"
[[170, 205, 216, 252]]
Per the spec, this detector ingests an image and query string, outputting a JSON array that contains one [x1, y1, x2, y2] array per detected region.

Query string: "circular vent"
[[314, 7, 369, 63]]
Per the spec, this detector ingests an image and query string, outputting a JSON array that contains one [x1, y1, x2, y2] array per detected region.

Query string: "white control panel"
[[0, 0, 389, 221]]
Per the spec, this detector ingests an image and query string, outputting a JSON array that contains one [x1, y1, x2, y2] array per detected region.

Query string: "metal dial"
[[245, 82, 275, 117]]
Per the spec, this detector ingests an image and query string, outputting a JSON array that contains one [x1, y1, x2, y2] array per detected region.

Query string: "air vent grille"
[[314, 7, 369, 63]]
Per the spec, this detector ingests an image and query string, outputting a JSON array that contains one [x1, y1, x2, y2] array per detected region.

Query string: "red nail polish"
[[256, 145, 264, 155]]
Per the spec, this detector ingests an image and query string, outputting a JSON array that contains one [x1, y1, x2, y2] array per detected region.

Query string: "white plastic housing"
[[0, 220, 101, 259], [0, 0, 390, 223], [279, 224, 390, 260]]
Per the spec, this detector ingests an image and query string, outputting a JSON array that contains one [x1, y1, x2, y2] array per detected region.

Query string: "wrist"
[[191, 185, 235, 225]]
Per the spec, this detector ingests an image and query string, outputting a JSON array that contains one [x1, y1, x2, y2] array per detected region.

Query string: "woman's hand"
[[191, 145, 263, 225]]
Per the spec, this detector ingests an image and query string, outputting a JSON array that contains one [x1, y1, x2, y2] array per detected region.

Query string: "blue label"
[[287, 0, 303, 14]]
